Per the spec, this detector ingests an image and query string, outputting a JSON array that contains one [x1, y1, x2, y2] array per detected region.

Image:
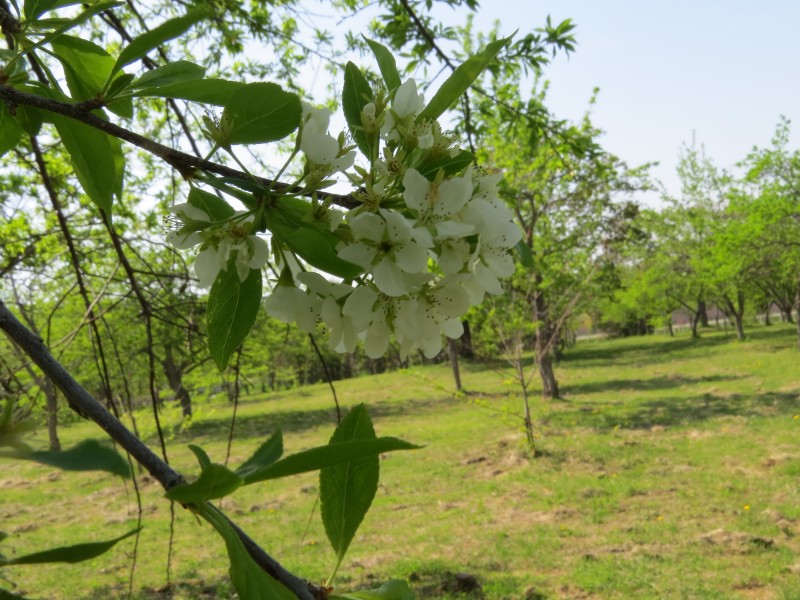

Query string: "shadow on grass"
[[164, 394, 465, 444], [552, 390, 800, 431], [563, 374, 741, 395]]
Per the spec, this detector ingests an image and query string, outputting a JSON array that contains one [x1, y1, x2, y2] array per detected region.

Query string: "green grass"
[[4, 324, 800, 599]]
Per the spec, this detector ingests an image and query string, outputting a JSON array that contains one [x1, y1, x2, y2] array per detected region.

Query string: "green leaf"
[[165, 446, 243, 504], [222, 82, 301, 145], [342, 62, 375, 159], [50, 36, 114, 101], [51, 114, 123, 215], [331, 580, 415, 600], [417, 34, 514, 122], [320, 404, 379, 568], [134, 78, 245, 106], [236, 430, 283, 479], [130, 61, 205, 92], [515, 239, 534, 270], [199, 506, 296, 600], [415, 149, 474, 181], [1, 528, 139, 566], [266, 199, 362, 279], [0, 439, 131, 478], [207, 260, 262, 370], [242, 437, 419, 486], [187, 187, 234, 222], [25, 0, 87, 20], [23, 2, 123, 54], [363, 37, 402, 92], [111, 9, 208, 77], [14, 106, 43, 137], [0, 104, 23, 158]]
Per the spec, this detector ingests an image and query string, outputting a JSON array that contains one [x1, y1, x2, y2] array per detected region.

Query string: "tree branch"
[[0, 300, 323, 600], [0, 84, 358, 209]]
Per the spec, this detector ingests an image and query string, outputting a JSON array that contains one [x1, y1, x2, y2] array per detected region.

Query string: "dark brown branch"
[[0, 84, 358, 209], [0, 300, 323, 600]]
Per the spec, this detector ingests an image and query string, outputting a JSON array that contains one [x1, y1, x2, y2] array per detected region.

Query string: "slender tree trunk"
[[163, 345, 192, 418], [698, 299, 709, 327], [42, 377, 61, 451], [722, 293, 746, 341], [764, 303, 772, 326], [690, 310, 701, 339], [459, 320, 474, 358], [667, 319, 674, 337], [532, 287, 560, 399], [448, 338, 462, 392]]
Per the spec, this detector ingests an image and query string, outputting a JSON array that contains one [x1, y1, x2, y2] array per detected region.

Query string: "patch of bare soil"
[[697, 528, 776, 553]]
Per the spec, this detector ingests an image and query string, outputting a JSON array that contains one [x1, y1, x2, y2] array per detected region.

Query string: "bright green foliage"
[[235, 430, 283, 479], [342, 62, 375, 159], [221, 82, 302, 146], [165, 445, 244, 503], [207, 261, 263, 370], [199, 506, 297, 600], [320, 404, 380, 577], [417, 34, 513, 122], [0, 439, 131, 478], [331, 579, 415, 599], [364, 37, 402, 92], [0, 528, 139, 565]]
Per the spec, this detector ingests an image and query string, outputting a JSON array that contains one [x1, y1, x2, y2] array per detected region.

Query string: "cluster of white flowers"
[[263, 78, 522, 359], [167, 204, 269, 287], [168, 77, 521, 359]]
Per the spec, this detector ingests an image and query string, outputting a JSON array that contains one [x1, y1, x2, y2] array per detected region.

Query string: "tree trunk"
[[163, 345, 191, 418], [448, 338, 462, 392], [42, 377, 61, 451], [667, 319, 674, 337], [764, 303, 772, 326], [690, 310, 701, 339], [698, 299, 709, 327], [722, 292, 746, 341], [532, 286, 560, 399], [459, 320, 474, 358]]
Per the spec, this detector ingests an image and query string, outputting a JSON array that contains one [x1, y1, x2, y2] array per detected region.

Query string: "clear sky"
[[460, 1, 800, 203]]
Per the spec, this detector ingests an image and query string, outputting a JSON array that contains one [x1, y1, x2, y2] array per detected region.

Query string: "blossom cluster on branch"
[[169, 78, 521, 359]]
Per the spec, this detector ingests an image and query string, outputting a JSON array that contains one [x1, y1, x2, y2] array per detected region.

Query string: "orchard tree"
[[0, 1, 581, 597]]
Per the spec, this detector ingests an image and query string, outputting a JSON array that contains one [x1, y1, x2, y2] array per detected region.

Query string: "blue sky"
[[464, 1, 800, 202]]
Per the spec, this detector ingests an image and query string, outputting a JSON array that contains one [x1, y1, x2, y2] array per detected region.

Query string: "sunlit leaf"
[[187, 187, 234, 222], [222, 82, 301, 145], [199, 506, 296, 600], [207, 260, 262, 370], [130, 61, 205, 92], [331, 579, 415, 600], [320, 404, 379, 566], [134, 78, 245, 106], [1, 528, 140, 565], [0, 104, 23, 158], [417, 34, 514, 122], [363, 37, 402, 92], [236, 430, 283, 479], [241, 437, 420, 485], [0, 439, 131, 478], [165, 445, 243, 503], [342, 62, 375, 159]]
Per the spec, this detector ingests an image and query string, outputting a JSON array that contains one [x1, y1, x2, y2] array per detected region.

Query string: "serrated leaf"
[[330, 580, 415, 600], [130, 61, 205, 92], [342, 62, 375, 159], [134, 78, 245, 106], [165, 459, 242, 504], [363, 37, 402, 92], [236, 430, 283, 479], [417, 34, 514, 122], [188, 444, 212, 470], [51, 114, 123, 215], [1, 528, 139, 566], [50, 36, 114, 101], [111, 9, 208, 77], [187, 187, 234, 221], [241, 437, 419, 486], [222, 82, 301, 145], [207, 260, 262, 370], [0, 104, 23, 158], [199, 506, 296, 600], [320, 404, 379, 565], [415, 149, 474, 180], [0, 439, 131, 478]]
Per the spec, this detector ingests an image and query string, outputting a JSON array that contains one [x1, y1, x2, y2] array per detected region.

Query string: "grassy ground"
[[3, 324, 800, 599]]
